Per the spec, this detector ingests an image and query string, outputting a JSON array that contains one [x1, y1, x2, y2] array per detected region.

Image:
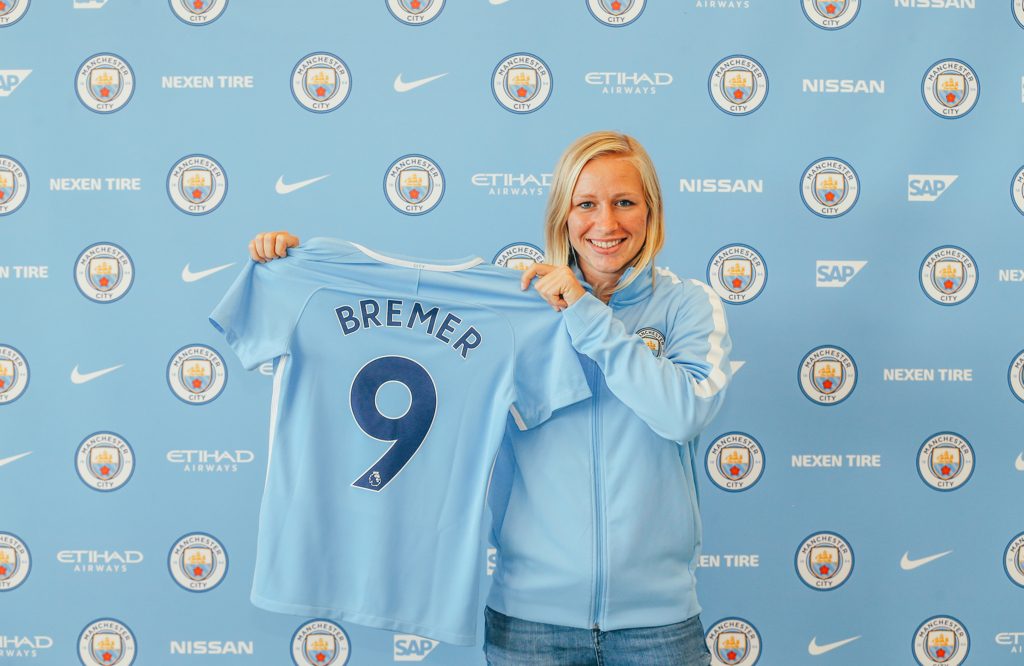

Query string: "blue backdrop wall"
[[3, 1, 1024, 664]]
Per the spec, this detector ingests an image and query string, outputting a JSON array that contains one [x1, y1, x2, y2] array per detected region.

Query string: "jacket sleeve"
[[560, 278, 732, 444]]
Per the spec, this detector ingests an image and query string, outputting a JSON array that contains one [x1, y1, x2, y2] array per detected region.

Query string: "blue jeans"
[[483, 606, 712, 666]]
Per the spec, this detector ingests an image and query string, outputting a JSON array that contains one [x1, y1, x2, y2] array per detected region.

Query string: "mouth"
[[587, 238, 625, 250]]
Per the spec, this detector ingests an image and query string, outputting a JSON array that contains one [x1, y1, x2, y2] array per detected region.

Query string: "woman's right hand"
[[249, 231, 300, 262]]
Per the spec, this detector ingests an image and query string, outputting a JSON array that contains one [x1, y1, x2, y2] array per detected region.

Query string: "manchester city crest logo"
[[384, 154, 445, 215], [492, 53, 553, 114], [1010, 165, 1024, 216], [0, 532, 31, 590], [799, 345, 857, 405], [0, 155, 29, 216], [919, 245, 977, 305], [1003, 531, 1024, 588], [912, 615, 969, 666], [801, 0, 860, 30], [291, 620, 351, 666], [0, 0, 30, 26], [795, 531, 853, 590], [1009, 350, 1024, 404], [707, 244, 767, 304], [291, 52, 352, 113], [917, 432, 975, 492], [635, 327, 666, 357], [705, 432, 765, 492], [704, 617, 762, 666], [78, 619, 137, 666], [74, 242, 134, 303], [76, 431, 135, 492], [168, 532, 228, 591], [493, 242, 544, 270], [0, 344, 29, 404], [922, 59, 979, 119], [167, 344, 227, 404], [75, 53, 135, 114], [167, 154, 228, 215], [169, 0, 228, 24], [586, 0, 646, 26], [386, 0, 445, 25], [800, 157, 860, 218], [708, 55, 768, 116]]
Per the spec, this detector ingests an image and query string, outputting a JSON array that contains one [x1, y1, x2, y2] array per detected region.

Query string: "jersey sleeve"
[[560, 278, 733, 444], [208, 257, 313, 371], [508, 305, 592, 431]]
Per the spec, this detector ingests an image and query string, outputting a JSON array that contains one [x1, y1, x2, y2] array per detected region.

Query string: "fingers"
[[247, 238, 261, 262], [520, 262, 554, 290], [250, 231, 298, 262]]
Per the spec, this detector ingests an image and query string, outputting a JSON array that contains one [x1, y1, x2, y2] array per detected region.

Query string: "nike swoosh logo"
[[1016, 452, 1024, 471], [900, 550, 953, 571], [0, 452, 31, 468], [182, 262, 235, 283], [489, 0, 511, 4], [71, 364, 124, 384], [393, 72, 447, 93], [730, 361, 745, 375], [808, 636, 860, 656], [275, 174, 329, 195]]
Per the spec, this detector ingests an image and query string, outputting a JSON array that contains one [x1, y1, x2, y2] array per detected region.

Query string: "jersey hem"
[[250, 591, 476, 646]]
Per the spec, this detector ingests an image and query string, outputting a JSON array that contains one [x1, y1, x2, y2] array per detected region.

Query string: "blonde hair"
[[543, 130, 665, 296]]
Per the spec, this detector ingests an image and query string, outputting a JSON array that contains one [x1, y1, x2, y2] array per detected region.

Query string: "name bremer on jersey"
[[335, 299, 483, 359]]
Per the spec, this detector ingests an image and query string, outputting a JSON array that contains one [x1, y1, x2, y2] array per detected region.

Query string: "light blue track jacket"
[[486, 259, 733, 631]]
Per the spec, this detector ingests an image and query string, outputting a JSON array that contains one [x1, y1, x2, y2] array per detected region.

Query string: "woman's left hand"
[[520, 263, 587, 311]]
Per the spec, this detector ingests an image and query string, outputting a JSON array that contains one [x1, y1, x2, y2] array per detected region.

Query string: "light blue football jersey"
[[208, 237, 590, 645]]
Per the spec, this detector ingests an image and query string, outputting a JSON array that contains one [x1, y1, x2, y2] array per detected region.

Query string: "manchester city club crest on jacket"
[[75, 53, 135, 113], [635, 327, 665, 357]]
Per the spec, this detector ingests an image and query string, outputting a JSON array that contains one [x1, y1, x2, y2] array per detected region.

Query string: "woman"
[[250, 131, 731, 666]]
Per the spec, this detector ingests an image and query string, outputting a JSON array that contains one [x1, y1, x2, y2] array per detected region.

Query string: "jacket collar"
[[570, 258, 653, 307]]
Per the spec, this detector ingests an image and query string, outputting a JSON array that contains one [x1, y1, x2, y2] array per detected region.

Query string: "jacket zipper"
[[590, 359, 604, 630]]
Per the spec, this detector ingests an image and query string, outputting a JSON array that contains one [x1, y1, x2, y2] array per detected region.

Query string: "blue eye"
[[616, 199, 635, 207], [578, 201, 594, 209]]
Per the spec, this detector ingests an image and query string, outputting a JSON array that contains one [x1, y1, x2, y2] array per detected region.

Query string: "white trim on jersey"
[[686, 277, 730, 399], [350, 241, 485, 272], [266, 353, 288, 493]]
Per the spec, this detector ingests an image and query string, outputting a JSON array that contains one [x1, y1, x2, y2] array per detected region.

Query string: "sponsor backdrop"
[[2, 0, 1023, 664]]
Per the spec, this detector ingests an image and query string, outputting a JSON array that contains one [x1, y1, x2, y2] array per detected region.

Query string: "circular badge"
[[291, 52, 352, 113], [801, 0, 860, 29], [799, 345, 857, 405], [0, 344, 29, 404], [167, 344, 227, 404], [167, 154, 227, 215], [386, 0, 444, 25], [0, 155, 29, 215], [706, 432, 765, 492], [917, 432, 975, 492], [1015, 0, 1024, 30], [1008, 350, 1024, 404], [707, 244, 767, 304], [383, 154, 445, 215], [492, 53, 553, 114], [586, 0, 646, 26], [168, 0, 228, 24], [795, 531, 854, 590], [912, 615, 969, 666], [919, 245, 977, 306], [1004, 531, 1024, 588], [0, 0, 30, 26], [635, 327, 666, 357], [800, 157, 860, 218], [291, 620, 352, 666], [75, 431, 135, 492], [0, 532, 31, 590], [493, 242, 544, 270], [74, 242, 134, 303], [705, 617, 762, 666], [1010, 165, 1024, 216], [75, 53, 135, 114], [78, 618, 137, 666], [708, 55, 768, 116], [922, 59, 979, 119], [168, 532, 228, 591]]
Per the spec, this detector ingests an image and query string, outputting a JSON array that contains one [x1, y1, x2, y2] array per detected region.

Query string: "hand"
[[520, 263, 587, 311], [249, 231, 300, 262]]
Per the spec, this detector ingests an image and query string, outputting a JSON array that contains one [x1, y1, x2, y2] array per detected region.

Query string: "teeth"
[[590, 239, 623, 249]]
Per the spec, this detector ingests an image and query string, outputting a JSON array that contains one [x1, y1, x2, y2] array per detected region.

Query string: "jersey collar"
[[570, 258, 653, 307]]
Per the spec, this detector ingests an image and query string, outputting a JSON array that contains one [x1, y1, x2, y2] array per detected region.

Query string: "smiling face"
[[567, 155, 649, 291]]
